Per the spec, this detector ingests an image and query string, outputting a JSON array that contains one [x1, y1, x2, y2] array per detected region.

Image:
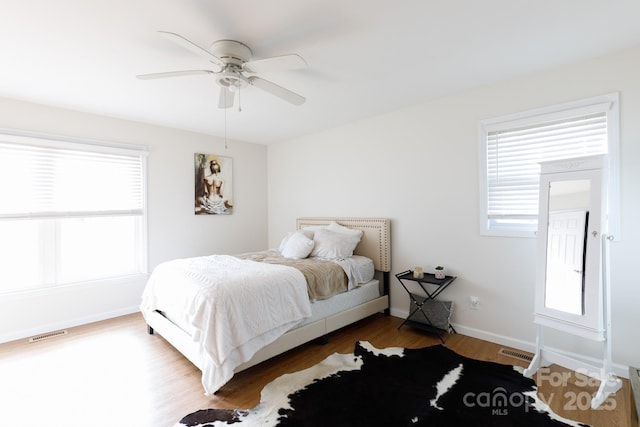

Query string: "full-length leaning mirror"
[[544, 178, 590, 316], [533, 156, 605, 338], [525, 154, 621, 409]]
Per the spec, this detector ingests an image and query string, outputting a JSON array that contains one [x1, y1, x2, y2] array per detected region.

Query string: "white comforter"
[[140, 255, 312, 395]]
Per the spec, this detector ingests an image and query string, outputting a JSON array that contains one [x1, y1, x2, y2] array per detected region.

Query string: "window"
[[479, 93, 619, 237], [0, 131, 148, 294]]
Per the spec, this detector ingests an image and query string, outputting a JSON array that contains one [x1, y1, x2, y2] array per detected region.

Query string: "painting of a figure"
[[194, 153, 233, 215]]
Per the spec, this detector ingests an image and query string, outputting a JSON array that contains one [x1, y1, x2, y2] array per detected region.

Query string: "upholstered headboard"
[[296, 217, 391, 272]]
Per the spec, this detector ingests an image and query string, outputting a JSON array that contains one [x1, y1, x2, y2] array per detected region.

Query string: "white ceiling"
[[2, 1, 640, 145]]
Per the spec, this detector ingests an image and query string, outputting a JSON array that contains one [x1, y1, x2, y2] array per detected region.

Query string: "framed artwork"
[[194, 153, 233, 215]]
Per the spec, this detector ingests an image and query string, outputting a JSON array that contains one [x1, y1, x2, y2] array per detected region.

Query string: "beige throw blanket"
[[237, 251, 348, 300]]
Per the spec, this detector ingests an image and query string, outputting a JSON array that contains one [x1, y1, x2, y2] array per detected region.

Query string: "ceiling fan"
[[137, 31, 307, 108]]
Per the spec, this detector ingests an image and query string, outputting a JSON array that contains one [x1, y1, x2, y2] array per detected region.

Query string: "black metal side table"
[[396, 269, 457, 342]]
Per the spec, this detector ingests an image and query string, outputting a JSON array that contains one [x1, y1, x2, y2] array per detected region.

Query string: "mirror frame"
[[534, 155, 608, 341]]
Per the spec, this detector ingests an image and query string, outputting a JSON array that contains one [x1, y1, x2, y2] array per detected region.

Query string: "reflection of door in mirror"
[[544, 179, 590, 316], [545, 210, 587, 315]]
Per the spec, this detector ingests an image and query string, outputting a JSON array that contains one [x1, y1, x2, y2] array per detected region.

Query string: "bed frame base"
[[144, 295, 389, 374]]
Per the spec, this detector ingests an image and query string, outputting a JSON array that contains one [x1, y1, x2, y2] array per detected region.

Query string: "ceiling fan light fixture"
[[216, 67, 249, 90]]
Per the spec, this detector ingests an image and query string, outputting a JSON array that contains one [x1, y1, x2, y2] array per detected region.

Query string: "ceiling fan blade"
[[243, 54, 307, 74], [218, 87, 235, 109], [248, 76, 306, 106], [136, 70, 215, 80], [158, 31, 225, 71]]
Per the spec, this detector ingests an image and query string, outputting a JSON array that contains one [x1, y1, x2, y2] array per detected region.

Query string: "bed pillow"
[[278, 229, 314, 252], [300, 224, 329, 239], [310, 228, 362, 260], [327, 221, 364, 239], [281, 231, 315, 259], [278, 232, 295, 253]]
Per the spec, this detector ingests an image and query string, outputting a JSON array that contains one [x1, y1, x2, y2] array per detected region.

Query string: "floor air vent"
[[28, 330, 68, 343], [498, 347, 533, 362]]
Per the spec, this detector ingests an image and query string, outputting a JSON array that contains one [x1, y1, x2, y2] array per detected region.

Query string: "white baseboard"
[[451, 322, 536, 353], [0, 306, 140, 344], [391, 308, 629, 379]]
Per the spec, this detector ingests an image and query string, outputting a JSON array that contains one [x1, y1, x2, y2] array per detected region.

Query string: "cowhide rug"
[[176, 341, 589, 427]]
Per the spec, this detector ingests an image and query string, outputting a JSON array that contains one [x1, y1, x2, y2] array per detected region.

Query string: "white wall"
[[0, 98, 268, 342], [1, 45, 637, 373], [268, 45, 640, 371]]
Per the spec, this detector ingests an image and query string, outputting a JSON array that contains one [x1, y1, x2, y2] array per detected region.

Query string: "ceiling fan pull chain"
[[238, 87, 242, 113]]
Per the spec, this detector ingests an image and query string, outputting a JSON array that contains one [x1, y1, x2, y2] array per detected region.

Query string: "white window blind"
[[480, 94, 618, 237], [488, 113, 607, 220], [0, 140, 144, 219], [0, 131, 147, 293]]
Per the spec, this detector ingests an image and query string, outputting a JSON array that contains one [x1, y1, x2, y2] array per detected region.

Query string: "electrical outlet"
[[469, 296, 480, 310]]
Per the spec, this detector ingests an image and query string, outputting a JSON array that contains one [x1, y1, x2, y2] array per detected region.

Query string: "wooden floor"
[[0, 313, 634, 427]]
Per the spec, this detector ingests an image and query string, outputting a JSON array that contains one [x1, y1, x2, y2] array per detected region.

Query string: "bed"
[[140, 217, 391, 394]]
